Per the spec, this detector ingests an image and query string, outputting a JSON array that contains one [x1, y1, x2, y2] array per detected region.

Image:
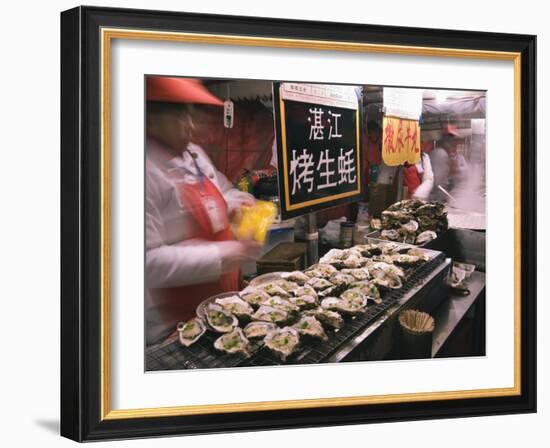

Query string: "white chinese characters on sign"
[[317, 149, 337, 190], [328, 111, 342, 139], [288, 104, 357, 198], [289, 149, 315, 194], [338, 148, 356, 184], [308, 107, 324, 140]]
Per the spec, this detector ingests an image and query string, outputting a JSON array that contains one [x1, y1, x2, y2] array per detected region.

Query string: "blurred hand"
[[228, 196, 256, 221], [219, 240, 262, 273]]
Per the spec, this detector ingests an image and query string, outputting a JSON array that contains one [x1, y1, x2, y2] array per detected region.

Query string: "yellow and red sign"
[[382, 116, 421, 166]]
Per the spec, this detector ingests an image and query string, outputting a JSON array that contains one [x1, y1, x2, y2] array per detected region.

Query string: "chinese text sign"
[[381, 116, 421, 166], [275, 84, 362, 220]]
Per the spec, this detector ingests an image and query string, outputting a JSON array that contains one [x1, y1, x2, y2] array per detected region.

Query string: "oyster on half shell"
[[280, 271, 310, 285], [213, 327, 251, 357], [304, 307, 344, 329], [292, 316, 328, 341], [264, 327, 300, 361], [243, 321, 278, 339], [240, 288, 271, 307], [205, 304, 238, 333], [215, 295, 254, 319], [177, 317, 206, 347], [251, 305, 289, 324]]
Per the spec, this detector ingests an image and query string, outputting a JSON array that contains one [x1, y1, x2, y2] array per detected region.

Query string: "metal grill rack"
[[146, 250, 446, 371]]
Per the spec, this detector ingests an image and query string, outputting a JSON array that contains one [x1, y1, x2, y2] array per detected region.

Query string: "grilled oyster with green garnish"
[[305, 263, 337, 279], [350, 281, 382, 304], [263, 327, 300, 361], [280, 271, 310, 285], [303, 307, 344, 329], [213, 327, 251, 357], [321, 297, 366, 315], [292, 316, 328, 341], [293, 284, 318, 299], [176, 317, 206, 347], [340, 268, 370, 281], [288, 294, 318, 309], [205, 304, 238, 333], [306, 277, 334, 291], [240, 287, 271, 307], [251, 305, 289, 324], [262, 296, 300, 313], [257, 282, 291, 298], [243, 321, 278, 339], [214, 295, 254, 319]]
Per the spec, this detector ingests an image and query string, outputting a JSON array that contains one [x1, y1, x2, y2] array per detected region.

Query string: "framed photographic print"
[[60, 5, 536, 441]]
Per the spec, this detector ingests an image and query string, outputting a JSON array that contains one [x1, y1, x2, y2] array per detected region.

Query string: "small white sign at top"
[[383, 87, 423, 120], [280, 83, 359, 110]]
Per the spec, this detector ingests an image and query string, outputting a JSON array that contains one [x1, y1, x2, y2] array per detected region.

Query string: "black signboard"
[[273, 82, 363, 220]]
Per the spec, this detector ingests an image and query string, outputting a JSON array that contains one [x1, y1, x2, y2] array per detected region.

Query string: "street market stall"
[[144, 80, 487, 370]]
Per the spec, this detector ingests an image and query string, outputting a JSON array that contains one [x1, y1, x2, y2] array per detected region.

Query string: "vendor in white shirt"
[[145, 76, 260, 345]]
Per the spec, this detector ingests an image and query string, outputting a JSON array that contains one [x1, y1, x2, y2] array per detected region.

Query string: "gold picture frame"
[[61, 6, 536, 441]]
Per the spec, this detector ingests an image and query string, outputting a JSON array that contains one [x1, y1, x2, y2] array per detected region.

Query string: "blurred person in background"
[[430, 123, 466, 202], [145, 76, 260, 345]]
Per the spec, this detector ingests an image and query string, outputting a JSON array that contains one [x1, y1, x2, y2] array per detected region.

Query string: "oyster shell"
[[319, 248, 345, 263], [306, 277, 334, 291], [177, 318, 206, 347], [292, 316, 328, 341], [251, 305, 289, 324], [275, 279, 300, 294], [381, 242, 402, 255], [340, 288, 368, 308], [407, 247, 430, 261], [240, 288, 271, 307], [329, 272, 355, 287], [350, 281, 382, 303], [257, 282, 291, 298], [317, 285, 338, 298], [215, 295, 254, 319], [304, 307, 344, 329], [416, 230, 437, 244], [401, 220, 419, 233], [280, 271, 310, 285], [262, 296, 300, 313], [305, 263, 337, 278], [243, 321, 278, 339], [392, 254, 422, 266], [213, 327, 251, 357], [288, 294, 318, 309], [293, 285, 318, 298], [380, 229, 400, 241], [340, 268, 370, 281], [263, 327, 300, 361], [205, 304, 238, 333], [321, 296, 366, 315], [387, 198, 426, 211]]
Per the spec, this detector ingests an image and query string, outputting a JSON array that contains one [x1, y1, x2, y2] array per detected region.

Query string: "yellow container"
[[236, 200, 277, 244]]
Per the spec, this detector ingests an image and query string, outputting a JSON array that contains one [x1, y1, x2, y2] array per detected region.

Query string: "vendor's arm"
[[412, 153, 435, 200], [145, 175, 225, 288]]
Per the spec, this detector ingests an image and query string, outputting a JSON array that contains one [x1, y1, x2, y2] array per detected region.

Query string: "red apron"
[[149, 167, 239, 328], [403, 163, 422, 196]]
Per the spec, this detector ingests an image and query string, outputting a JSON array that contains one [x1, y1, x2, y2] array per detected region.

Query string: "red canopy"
[[146, 76, 223, 106]]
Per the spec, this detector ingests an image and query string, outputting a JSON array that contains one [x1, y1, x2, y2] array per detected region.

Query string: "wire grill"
[[146, 252, 445, 371]]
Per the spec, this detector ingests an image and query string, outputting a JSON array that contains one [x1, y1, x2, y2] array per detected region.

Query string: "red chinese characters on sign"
[[381, 116, 421, 166]]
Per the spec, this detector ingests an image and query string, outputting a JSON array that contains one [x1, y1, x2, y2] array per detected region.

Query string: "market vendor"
[[429, 123, 466, 201], [372, 120, 435, 200], [145, 76, 261, 345]]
